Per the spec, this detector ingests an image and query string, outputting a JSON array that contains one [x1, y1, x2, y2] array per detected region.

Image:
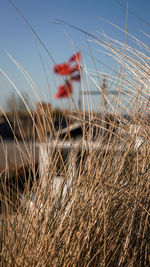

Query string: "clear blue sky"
[[0, 0, 150, 111]]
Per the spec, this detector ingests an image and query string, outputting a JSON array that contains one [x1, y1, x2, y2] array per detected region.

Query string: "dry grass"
[[0, 124, 149, 266], [0, 16, 150, 267]]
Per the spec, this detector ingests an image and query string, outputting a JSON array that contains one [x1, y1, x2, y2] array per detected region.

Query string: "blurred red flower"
[[55, 82, 73, 99]]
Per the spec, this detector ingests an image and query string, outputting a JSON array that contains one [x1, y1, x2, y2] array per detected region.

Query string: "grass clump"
[[0, 18, 150, 267]]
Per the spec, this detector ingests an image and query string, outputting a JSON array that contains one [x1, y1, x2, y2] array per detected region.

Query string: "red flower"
[[53, 52, 81, 76], [55, 82, 73, 99], [69, 52, 81, 63], [53, 63, 71, 75], [54, 52, 81, 100]]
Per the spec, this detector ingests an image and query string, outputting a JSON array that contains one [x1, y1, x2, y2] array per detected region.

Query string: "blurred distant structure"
[[6, 92, 31, 113], [0, 101, 149, 142]]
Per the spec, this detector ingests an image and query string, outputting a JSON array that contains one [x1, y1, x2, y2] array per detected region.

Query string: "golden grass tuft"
[[0, 20, 150, 266]]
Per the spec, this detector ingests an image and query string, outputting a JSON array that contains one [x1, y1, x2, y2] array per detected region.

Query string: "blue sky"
[[0, 0, 150, 111]]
